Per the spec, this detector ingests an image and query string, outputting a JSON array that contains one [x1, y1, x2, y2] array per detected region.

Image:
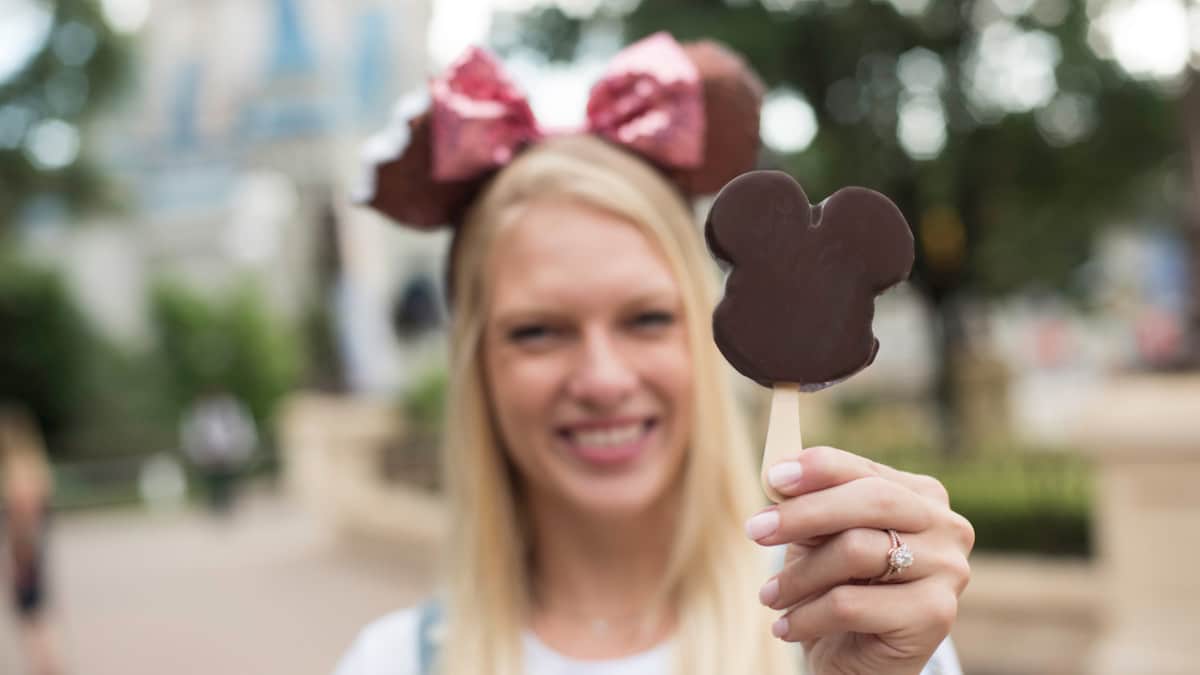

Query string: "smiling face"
[[482, 198, 694, 518]]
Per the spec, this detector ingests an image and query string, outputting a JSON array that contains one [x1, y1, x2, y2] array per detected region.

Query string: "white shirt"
[[332, 606, 963, 675]]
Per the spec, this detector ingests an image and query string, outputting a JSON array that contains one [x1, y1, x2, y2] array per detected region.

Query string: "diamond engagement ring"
[[875, 529, 913, 583]]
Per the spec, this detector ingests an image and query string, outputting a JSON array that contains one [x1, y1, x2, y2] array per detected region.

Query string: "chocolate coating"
[[705, 171, 914, 389]]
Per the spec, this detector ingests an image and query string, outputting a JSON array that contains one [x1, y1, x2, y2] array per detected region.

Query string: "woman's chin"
[[555, 468, 678, 520], [579, 494, 658, 519]]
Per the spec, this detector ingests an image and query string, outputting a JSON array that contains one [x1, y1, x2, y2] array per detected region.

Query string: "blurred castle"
[[20, 0, 447, 394]]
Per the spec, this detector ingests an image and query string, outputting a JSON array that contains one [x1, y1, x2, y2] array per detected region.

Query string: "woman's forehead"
[[485, 200, 681, 311]]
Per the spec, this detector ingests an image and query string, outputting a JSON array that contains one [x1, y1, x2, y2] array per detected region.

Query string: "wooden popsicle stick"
[[762, 383, 802, 503]]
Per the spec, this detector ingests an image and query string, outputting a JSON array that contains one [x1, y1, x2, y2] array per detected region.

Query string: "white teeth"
[[570, 423, 644, 448]]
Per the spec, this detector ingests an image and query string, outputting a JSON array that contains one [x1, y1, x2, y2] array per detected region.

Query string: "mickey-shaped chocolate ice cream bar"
[[705, 170, 914, 501], [706, 170, 914, 387]]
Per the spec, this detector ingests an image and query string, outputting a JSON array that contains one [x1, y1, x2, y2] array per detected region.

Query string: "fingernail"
[[772, 615, 789, 638], [745, 509, 779, 540], [758, 578, 780, 607], [767, 461, 804, 490]]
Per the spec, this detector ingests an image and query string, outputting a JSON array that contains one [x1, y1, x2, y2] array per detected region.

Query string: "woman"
[[1, 406, 62, 675], [337, 35, 972, 675]]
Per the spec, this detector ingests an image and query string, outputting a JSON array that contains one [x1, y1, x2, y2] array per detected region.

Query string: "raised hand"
[[745, 446, 974, 675]]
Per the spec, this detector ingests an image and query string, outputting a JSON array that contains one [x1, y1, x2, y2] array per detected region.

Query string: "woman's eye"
[[508, 324, 555, 343], [630, 311, 676, 330]]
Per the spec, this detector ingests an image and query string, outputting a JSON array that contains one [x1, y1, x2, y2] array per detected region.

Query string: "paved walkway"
[[1, 491, 439, 675], [1, 489, 1109, 675]]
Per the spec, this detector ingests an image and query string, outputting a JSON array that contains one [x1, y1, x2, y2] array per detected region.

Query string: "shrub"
[[149, 282, 302, 449], [873, 447, 1092, 557], [0, 254, 97, 450], [403, 367, 447, 434]]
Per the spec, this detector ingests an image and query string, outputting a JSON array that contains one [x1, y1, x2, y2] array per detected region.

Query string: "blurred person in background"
[[1, 405, 62, 675], [335, 34, 973, 675], [180, 388, 258, 516]]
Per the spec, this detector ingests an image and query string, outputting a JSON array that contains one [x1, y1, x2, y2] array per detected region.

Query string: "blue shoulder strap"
[[416, 598, 444, 675]]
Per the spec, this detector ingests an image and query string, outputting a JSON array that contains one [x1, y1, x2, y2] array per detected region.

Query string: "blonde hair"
[[437, 135, 799, 675]]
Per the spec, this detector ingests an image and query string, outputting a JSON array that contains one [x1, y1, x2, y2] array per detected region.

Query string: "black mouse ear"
[[822, 187, 914, 290], [669, 39, 765, 197], [705, 170, 811, 268], [356, 107, 488, 229]]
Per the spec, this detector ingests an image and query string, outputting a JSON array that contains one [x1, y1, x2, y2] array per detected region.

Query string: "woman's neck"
[[525, 488, 680, 659]]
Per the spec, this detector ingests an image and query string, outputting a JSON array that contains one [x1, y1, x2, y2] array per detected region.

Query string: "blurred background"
[[0, 0, 1197, 673]]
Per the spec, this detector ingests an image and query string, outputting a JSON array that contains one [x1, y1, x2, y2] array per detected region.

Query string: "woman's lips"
[[558, 419, 657, 466]]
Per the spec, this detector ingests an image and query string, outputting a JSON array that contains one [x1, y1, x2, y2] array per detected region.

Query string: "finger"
[[747, 476, 934, 546], [766, 446, 950, 505], [771, 579, 958, 649], [761, 528, 932, 611]]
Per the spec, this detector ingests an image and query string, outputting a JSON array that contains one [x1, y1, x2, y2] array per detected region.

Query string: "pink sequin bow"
[[430, 32, 704, 182]]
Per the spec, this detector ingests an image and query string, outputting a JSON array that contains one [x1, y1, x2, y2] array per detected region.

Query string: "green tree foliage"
[[0, 0, 130, 229]]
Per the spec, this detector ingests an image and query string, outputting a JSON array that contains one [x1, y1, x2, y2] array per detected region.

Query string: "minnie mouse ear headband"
[[354, 32, 765, 229]]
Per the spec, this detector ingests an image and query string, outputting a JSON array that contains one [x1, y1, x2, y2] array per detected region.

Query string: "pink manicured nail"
[[758, 578, 780, 607], [772, 615, 789, 638], [745, 509, 779, 540], [767, 461, 803, 490]]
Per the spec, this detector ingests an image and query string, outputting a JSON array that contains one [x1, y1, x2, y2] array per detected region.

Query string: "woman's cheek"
[[646, 339, 692, 389], [504, 357, 571, 421]]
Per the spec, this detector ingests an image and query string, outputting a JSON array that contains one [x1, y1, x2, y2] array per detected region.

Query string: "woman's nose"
[[566, 329, 637, 408]]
